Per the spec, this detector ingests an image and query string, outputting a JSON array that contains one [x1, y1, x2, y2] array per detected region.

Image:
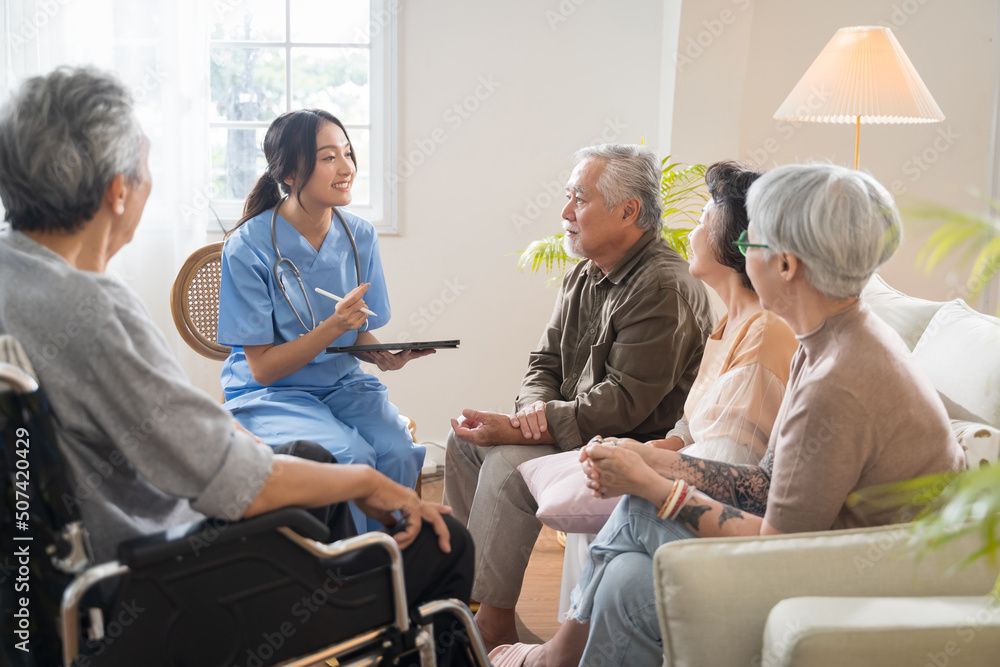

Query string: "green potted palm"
[[517, 157, 708, 279], [907, 198, 1000, 315]]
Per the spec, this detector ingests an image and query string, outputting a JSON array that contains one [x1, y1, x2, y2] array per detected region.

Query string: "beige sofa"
[[653, 274, 1000, 667]]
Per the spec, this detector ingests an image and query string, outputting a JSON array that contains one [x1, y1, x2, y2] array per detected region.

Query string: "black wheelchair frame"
[[0, 358, 490, 667]]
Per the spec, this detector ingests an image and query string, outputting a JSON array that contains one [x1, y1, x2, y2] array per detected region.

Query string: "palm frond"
[[517, 234, 578, 277], [662, 225, 693, 258], [662, 161, 709, 226], [849, 463, 1000, 592], [905, 201, 1000, 307], [967, 235, 1000, 301], [915, 220, 988, 274]]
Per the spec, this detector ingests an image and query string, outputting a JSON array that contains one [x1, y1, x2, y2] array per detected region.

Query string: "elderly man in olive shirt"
[[442, 144, 715, 649]]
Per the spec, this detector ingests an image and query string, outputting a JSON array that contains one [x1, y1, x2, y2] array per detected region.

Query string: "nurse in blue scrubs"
[[217, 109, 430, 533]]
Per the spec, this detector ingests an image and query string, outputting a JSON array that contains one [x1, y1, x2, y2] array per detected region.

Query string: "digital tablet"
[[326, 339, 460, 353]]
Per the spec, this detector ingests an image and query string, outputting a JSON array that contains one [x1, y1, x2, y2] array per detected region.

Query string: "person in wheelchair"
[[0, 66, 475, 665]]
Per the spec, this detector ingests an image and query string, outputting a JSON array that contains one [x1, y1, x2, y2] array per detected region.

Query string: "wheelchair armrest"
[[117, 507, 330, 568]]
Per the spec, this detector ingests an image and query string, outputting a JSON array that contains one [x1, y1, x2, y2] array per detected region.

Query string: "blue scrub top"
[[217, 207, 391, 404]]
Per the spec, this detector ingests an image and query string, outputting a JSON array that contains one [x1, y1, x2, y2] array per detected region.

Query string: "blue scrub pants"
[[228, 369, 426, 533]]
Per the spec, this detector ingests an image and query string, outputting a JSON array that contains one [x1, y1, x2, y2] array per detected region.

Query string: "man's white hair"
[[574, 144, 662, 232]]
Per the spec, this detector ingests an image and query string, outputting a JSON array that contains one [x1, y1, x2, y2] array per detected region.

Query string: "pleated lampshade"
[[774, 26, 944, 125]]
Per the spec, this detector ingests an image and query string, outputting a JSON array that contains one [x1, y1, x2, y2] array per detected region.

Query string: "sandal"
[[487, 643, 540, 667]]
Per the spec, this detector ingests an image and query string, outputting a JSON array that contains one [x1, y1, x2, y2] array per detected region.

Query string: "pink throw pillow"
[[518, 449, 621, 533]]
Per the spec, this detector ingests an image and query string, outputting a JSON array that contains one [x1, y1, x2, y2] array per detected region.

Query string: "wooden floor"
[[424, 477, 563, 642]]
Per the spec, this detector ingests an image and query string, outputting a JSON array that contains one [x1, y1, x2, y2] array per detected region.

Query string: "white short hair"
[[0, 66, 144, 234], [746, 163, 902, 299], [573, 144, 662, 232]]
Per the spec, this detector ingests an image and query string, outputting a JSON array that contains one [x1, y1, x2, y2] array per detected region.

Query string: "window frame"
[[208, 0, 398, 234]]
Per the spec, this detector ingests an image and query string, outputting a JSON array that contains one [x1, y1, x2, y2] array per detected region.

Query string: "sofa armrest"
[[653, 524, 999, 667], [763, 595, 1000, 667]]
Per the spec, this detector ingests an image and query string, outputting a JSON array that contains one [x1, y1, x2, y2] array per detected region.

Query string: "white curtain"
[[1, 0, 214, 367]]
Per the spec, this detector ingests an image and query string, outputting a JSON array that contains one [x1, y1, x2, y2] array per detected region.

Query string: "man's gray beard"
[[562, 233, 584, 260]]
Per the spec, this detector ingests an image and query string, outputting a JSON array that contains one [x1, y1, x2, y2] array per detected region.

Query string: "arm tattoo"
[[671, 447, 773, 517], [675, 501, 711, 532], [718, 504, 746, 528]]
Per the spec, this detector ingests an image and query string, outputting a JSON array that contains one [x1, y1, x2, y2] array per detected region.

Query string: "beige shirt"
[[516, 228, 716, 450], [670, 310, 798, 465], [765, 300, 966, 533]]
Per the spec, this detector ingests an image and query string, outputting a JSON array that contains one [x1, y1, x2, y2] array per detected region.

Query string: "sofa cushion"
[[911, 301, 1000, 429], [862, 274, 944, 351]]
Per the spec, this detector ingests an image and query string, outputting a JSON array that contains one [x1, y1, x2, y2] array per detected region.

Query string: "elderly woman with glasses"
[[491, 163, 966, 667]]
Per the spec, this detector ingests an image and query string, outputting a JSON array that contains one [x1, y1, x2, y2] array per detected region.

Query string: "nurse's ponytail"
[[233, 169, 284, 234], [227, 109, 356, 236]]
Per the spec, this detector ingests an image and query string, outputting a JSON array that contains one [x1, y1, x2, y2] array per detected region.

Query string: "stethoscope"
[[271, 194, 362, 332]]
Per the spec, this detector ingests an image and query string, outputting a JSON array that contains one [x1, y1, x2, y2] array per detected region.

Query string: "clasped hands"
[[580, 436, 667, 502]]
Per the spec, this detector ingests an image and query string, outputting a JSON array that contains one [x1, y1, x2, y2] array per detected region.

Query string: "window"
[[208, 0, 397, 232]]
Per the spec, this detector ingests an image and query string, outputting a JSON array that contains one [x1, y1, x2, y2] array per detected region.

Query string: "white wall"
[[369, 0, 670, 454], [178, 0, 1000, 462], [670, 0, 1000, 309]]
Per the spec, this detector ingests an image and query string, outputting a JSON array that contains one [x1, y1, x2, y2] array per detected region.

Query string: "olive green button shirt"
[[515, 228, 716, 450]]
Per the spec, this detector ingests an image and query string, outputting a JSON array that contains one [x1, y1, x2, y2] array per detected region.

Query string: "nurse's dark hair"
[[705, 160, 763, 291], [231, 109, 356, 233]]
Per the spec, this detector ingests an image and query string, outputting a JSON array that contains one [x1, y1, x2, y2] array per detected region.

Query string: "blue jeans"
[[568, 495, 697, 666]]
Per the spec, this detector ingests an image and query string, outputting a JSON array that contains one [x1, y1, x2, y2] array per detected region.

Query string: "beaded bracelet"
[[667, 483, 694, 520], [657, 479, 683, 519], [657, 480, 696, 521]]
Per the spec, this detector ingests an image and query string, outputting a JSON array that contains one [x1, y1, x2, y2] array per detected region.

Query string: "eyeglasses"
[[732, 230, 769, 257]]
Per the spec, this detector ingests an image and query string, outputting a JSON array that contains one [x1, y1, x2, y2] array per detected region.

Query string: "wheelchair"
[[0, 344, 490, 667]]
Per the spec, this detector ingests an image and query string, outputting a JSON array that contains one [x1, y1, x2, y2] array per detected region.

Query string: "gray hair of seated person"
[[746, 163, 902, 300], [0, 66, 144, 234], [574, 144, 663, 233]]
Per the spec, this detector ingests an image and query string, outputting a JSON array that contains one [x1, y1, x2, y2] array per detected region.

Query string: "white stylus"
[[314, 287, 378, 317]]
